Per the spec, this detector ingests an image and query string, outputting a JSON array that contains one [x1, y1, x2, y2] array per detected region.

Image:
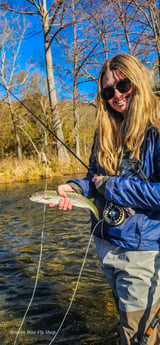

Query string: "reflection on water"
[[0, 176, 119, 345]]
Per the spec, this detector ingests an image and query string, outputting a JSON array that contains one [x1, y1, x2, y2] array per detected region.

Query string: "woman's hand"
[[92, 175, 105, 189], [49, 184, 75, 210]]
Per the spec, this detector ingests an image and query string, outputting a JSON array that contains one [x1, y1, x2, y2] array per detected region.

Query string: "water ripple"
[[0, 178, 119, 345]]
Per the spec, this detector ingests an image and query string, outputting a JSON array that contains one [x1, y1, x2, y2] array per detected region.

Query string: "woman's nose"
[[114, 88, 122, 97]]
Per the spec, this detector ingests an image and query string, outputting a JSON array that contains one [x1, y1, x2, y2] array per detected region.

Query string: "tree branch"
[[0, 2, 39, 15]]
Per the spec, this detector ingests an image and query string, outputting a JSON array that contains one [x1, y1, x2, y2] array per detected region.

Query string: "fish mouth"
[[30, 192, 45, 201]]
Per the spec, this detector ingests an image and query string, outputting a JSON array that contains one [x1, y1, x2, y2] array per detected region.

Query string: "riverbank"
[[0, 157, 87, 184]]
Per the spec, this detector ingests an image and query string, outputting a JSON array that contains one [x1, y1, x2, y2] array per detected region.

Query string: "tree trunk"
[[42, 1, 70, 163], [73, 0, 80, 158], [7, 90, 23, 160]]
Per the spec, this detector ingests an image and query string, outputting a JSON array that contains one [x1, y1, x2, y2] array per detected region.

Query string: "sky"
[[14, 20, 98, 101]]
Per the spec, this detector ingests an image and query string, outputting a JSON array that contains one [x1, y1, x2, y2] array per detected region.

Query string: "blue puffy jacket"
[[70, 126, 160, 251]]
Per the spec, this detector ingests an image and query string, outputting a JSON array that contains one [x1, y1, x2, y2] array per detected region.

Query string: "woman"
[[50, 54, 160, 345]]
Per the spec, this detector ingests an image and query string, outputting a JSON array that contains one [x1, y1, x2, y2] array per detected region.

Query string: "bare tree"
[[103, 0, 160, 68], [131, 0, 160, 76], [72, 0, 80, 157], [22, 71, 51, 162], [0, 0, 75, 163], [0, 14, 29, 159], [109, 0, 133, 54], [56, 0, 101, 158]]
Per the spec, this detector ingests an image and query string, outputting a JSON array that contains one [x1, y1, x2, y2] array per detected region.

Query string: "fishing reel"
[[103, 202, 126, 226]]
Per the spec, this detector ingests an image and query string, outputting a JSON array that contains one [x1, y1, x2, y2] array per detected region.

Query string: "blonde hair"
[[96, 54, 160, 175]]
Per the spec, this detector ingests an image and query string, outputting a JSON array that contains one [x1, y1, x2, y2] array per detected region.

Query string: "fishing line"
[[13, 162, 49, 345], [13, 204, 46, 345], [0, 82, 88, 170], [48, 219, 104, 345]]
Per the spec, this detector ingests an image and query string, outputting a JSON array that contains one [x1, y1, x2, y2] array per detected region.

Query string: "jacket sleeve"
[[104, 177, 160, 210], [104, 134, 160, 210]]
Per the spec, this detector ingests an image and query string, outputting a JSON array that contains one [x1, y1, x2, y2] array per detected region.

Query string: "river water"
[[0, 176, 119, 345]]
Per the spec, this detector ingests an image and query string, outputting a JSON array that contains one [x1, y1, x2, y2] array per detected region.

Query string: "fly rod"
[[0, 82, 88, 170]]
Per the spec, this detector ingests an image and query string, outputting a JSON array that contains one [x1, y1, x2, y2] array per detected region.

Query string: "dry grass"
[[0, 157, 87, 184]]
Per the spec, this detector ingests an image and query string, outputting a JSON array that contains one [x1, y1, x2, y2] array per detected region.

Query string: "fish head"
[[30, 192, 45, 202]]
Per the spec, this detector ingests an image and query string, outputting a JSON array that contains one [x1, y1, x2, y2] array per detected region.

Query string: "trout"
[[30, 190, 99, 220]]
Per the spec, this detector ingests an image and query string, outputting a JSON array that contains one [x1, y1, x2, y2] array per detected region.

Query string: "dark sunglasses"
[[101, 78, 131, 101]]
